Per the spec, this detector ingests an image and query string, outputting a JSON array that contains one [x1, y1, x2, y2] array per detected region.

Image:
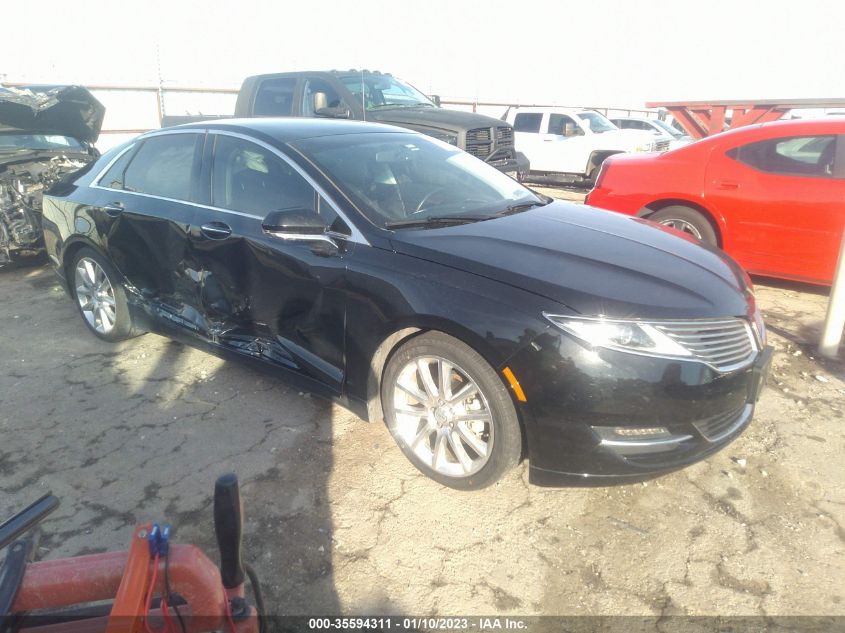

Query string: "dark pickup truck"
[[233, 70, 528, 176]]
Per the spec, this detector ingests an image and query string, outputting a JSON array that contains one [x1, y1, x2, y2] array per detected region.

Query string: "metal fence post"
[[819, 229, 845, 358]]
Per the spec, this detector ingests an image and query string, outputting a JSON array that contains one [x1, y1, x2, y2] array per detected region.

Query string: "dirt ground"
[[1, 188, 843, 619]]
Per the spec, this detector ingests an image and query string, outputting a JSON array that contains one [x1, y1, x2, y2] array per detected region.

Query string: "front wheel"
[[381, 332, 522, 490], [648, 205, 717, 246]]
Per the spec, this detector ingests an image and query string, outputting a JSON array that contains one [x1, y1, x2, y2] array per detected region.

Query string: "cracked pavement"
[[1, 230, 843, 617]]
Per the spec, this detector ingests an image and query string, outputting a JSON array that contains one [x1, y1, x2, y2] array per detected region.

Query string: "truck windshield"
[[339, 74, 435, 111], [576, 112, 617, 134], [292, 133, 544, 228], [651, 118, 685, 138]]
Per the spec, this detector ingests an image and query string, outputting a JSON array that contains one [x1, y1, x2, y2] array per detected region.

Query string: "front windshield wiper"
[[384, 214, 490, 230], [495, 199, 551, 216]]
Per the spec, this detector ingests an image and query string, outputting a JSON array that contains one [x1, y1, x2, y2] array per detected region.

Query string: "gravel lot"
[[1, 188, 843, 618]]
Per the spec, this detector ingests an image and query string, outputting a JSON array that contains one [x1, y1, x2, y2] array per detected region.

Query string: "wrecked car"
[[0, 85, 103, 265], [43, 119, 771, 490]]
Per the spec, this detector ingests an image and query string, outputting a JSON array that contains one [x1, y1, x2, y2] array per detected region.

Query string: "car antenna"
[[361, 70, 366, 121]]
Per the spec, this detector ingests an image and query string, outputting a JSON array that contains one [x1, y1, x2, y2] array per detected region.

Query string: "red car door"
[[704, 132, 845, 284]]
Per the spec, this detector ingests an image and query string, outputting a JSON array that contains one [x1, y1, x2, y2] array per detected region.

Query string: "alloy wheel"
[[75, 257, 117, 334], [658, 218, 703, 240], [391, 356, 493, 477]]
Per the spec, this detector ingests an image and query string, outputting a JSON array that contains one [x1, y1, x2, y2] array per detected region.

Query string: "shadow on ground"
[[0, 260, 341, 613]]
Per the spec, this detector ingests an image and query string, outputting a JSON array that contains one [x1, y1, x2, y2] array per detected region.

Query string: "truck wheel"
[[381, 332, 522, 490], [648, 206, 717, 246]]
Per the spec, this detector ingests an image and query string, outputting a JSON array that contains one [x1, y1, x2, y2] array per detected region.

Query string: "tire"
[[381, 332, 522, 490], [648, 205, 717, 246], [69, 247, 140, 342]]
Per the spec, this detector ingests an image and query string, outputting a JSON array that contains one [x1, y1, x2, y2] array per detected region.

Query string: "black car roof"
[[162, 117, 413, 144]]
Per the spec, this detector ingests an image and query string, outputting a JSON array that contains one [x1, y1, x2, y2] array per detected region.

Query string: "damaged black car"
[[0, 85, 103, 265]]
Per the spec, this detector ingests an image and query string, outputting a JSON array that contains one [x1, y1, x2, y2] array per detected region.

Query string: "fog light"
[[592, 425, 674, 443], [613, 427, 670, 438], [592, 425, 691, 455]]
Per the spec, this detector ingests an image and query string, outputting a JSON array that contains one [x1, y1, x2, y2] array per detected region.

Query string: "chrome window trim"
[[89, 128, 369, 246], [90, 142, 138, 187]]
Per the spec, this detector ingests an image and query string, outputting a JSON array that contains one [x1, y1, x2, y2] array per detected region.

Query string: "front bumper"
[[488, 152, 529, 176], [506, 329, 773, 486]]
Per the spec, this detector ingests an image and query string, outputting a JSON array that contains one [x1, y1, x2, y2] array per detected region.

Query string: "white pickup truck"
[[503, 106, 667, 184]]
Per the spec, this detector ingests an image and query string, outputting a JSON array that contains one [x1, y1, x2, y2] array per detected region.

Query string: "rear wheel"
[[648, 205, 717, 246], [381, 332, 522, 490], [70, 247, 140, 342]]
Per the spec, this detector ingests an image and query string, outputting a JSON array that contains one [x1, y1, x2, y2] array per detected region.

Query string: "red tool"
[[0, 474, 262, 633]]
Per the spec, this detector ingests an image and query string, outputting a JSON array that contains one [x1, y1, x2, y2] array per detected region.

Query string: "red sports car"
[[585, 118, 845, 285]]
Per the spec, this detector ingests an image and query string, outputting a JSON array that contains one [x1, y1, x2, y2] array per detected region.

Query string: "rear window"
[[122, 134, 201, 200], [728, 135, 837, 178], [254, 77, 297, 116], [513, 113, 542, 133]]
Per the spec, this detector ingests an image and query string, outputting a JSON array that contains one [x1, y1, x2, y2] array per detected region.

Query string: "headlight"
[[635, 141, 656, 152], [544, 314, 693, 359], [428, 130, 458, 146]]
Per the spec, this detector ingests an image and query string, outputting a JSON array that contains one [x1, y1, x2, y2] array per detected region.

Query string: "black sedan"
[[41, 119, 772, 489]]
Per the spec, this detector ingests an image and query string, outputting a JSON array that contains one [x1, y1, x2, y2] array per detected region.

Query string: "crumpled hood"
[[367, 107, 506, 133], [389, 202, 751, 319], [0, 85, 104, 143]]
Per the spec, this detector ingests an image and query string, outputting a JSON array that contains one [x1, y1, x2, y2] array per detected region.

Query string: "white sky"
[[2, 0, 844, 109]]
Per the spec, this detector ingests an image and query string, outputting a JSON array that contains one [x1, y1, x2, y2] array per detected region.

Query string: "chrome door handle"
[[200, 222, 232, 240]]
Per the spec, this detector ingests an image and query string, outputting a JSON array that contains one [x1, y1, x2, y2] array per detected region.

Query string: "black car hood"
[[0, 85, 104, 143], [389, 202, 751, 319], [366, 107, 506, 133]]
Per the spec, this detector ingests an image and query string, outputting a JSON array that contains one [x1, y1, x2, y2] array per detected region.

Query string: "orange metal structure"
[[646, 98, 845, 139], [10, 530, 252, 633]]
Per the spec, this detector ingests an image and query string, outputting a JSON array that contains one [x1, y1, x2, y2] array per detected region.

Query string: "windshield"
[[293, 133, 543, 228], [0, 133, 84, 153], [339, 73, 435, 111], [651, 119, 684, 138], [576, 111, 617, 134]]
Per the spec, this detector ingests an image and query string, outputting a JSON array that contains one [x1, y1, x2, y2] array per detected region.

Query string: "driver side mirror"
[[431, 94, 442, 107], [564, 122, 582, 137], [262, 208, 328, 237], [313, 91, 351, 119]]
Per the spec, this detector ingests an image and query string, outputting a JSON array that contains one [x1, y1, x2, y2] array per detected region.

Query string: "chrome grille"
[[655, 139, 670, 152], [464, 126, 515, 160], [654, 318, 757, 372], [465, 127, 492, 158], [496, 126, 514, 145], [466, 128, 492, 143]]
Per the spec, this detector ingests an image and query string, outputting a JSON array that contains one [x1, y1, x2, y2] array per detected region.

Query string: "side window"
[[122, 134, 201, 200], [301, 79, 348, 116], [548, 114, 577, 136], [728, 135, 837, 178], [254, 78, 297, 116], [98, 145, 136, 189], [513, 113, 542, 133], [212, 135, 316, 215]]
